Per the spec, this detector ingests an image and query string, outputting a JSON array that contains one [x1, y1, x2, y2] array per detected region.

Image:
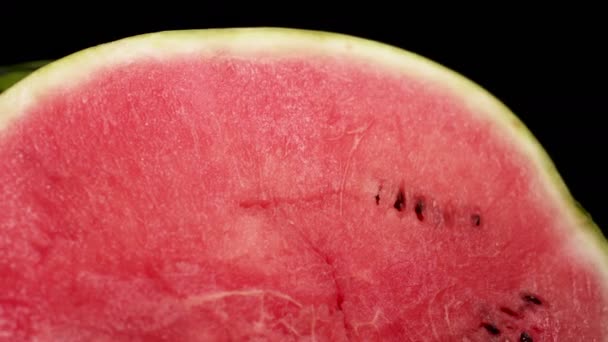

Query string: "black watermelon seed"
[[520, 331, 533, 342], [522, 294, 542, 306], [414, 199, 425, 221], [481, 323, 501, 335], [393, 189, 405, 211]]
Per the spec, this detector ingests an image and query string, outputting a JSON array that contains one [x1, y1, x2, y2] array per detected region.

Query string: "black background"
[[2, 6, 606, 235]]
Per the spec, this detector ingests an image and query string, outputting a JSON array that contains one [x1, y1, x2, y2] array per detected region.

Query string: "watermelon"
[[0, 27, 606, 341]]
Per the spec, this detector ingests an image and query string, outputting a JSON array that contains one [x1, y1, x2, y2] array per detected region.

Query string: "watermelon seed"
[[520, 331, 533, 342], [499, 306, 522, 319], [375, 194, 380, 205], [481, 323, 501, 335], [471, 214, 481, 227], [393, 188, 405, 211], [521, 293, 542, 306], [414, 199, 425, 221]]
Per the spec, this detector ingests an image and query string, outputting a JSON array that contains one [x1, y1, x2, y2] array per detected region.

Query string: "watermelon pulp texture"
[[1, 28, 607, 341]]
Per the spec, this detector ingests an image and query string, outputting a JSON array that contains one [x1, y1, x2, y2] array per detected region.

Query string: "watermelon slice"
[[1, 28, 606, 341]]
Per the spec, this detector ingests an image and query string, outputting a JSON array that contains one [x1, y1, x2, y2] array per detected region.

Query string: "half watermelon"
[[1, 28, 606, 341]]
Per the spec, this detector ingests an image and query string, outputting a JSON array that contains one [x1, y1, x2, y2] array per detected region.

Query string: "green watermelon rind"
[[1, 27, 606, 278]]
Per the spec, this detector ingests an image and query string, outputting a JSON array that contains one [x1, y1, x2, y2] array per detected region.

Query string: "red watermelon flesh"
[[0, 28, 607, 341]]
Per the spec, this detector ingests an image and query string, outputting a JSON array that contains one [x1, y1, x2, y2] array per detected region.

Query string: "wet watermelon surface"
[[0, 55, 605, 341]]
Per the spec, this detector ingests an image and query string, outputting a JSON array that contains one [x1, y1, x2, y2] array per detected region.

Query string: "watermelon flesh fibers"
[[1, 28, 607, 341]]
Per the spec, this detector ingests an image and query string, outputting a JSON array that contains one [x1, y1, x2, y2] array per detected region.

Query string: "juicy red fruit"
[[0, 52, 605, 341]]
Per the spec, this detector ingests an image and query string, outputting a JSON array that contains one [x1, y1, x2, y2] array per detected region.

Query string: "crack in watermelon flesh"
[[0, 29, 607, 341]]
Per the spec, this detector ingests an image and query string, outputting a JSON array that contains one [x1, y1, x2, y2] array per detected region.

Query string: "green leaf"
[[0, 60, 53, 93]]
